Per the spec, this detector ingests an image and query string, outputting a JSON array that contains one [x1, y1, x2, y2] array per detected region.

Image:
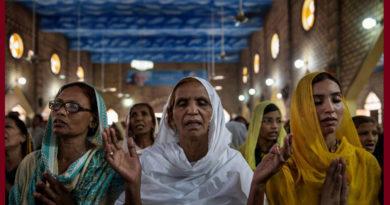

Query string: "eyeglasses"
[[262, 118, 283, 124], [49, 100, 92, 113]]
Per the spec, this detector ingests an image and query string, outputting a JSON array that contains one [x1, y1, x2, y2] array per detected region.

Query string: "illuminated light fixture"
[[362, 17, 377, 30], [242, 67, 248, 84], [212, 75, 225, 80], [301, 0, 315, 31], [294, 59, 305, 69], [214, 86, 223, 91], [248, 88, 256, 95], [254, 54, 260, 74], [59, 75, 66, 79], [155, 113, 163, 118], [242, 76, 248, 84], [238, 95, 245, 101], [117, 93, 124, 98], [9, 33, 24, 59], [18, 77, 27, 85], [277, 93, 282, 99], [265, 78, 274, 86], [77, 66, 85, 81], [50, 53, 61, 75], [124, 93, 130, 98], [123, 98, 134, 107], [271, 33, 280, 59], [131, 60, 154, 71], [103, 87, 117, 92]]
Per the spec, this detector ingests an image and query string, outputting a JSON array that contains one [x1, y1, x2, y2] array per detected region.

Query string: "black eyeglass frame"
[[48, 100, 92, 113]]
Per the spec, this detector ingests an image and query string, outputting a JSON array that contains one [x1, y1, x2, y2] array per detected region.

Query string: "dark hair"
[[56, 82, 98, 136], [33, 114, 43, 122], [167, 78, 201, 128], [312, 72, 341, 90], [233, 116, 249, 129], [352, 115, 378, 131], [6, 114, 29, 156], [128, 103, 156, 137], [264, 104, 279, 115]]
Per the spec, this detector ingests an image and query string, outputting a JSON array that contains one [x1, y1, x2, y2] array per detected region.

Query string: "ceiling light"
[[214, 86, 223, 91], [248, 88, 256, 95], [294, 59, 305, 69], [265, 78, 274, 86], [277, 93, 282, 99], [124, 93, 130, 98], [238, 95, 245, 101], [362, 17, 377, 30], [131, 60, 154, 71], [18, 77, 26, 85], [107, 87, 117, 92], [117, 93, 124, 98], [59, 75, 66, 79], [212, 75, 225, 80]]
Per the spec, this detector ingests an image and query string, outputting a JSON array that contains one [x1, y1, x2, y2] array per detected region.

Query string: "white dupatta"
[[115, 77, 253, 205]]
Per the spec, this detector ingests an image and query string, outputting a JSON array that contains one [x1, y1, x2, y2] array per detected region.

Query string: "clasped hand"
[[320, 158, 349, 205], [33, 173, 76, 205]]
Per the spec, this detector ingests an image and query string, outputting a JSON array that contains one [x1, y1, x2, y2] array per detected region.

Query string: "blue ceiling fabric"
[[9, 0, 274, 63]]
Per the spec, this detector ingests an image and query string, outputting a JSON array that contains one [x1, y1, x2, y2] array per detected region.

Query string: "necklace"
[[329, 139, 340, 153]]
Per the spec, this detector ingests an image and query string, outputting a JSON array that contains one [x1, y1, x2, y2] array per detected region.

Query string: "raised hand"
[[33, 173, 76, 205], [248, 134, 293, 205], [102, 127, 141, 186], [319, 158, 348, 205], [253, 133, 293, 185]]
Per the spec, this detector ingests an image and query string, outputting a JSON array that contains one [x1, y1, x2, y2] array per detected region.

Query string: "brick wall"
[[340, 0, 383, 94], [6, 2, 94, 116], [242, 0, 383, 118]]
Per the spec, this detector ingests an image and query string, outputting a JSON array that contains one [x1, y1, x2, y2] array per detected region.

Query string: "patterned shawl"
[[9, 82, 123, 205]]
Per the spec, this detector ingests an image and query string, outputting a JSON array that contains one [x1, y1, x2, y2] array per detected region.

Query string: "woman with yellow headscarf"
[[265, 71, 381, 204], [238, 101, 287, 170]]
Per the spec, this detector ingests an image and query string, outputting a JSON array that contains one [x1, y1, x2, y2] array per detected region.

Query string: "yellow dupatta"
[[238, 101, 286, 170], [265, 71, 381, 204]]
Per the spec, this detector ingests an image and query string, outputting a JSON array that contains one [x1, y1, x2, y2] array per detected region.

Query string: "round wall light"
[[362, 17, 377, 30], [265, 78, 274, 86], [238, 95, 245, 101], [248, 88, 256, 95]]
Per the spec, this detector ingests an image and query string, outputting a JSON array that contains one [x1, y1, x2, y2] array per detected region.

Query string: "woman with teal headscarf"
[[238, 101, 288, 170], [9, 82, 124, 205]]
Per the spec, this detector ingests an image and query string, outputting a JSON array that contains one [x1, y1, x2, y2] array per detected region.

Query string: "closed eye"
[[197, 99, 209, 106], [176, 99, 188, 107]]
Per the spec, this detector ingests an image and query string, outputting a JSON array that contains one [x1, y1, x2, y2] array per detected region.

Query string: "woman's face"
[[357, 122, 378, 153], [5, 118, 26, 149], [129, 105, 154, 137], [312, 79, 344, 137], [51, 86, 95, 138], [171, 81, 212, 142], [258, 110, 282, 142]]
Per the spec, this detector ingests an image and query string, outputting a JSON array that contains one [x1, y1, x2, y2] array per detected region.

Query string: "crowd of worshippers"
[[5, 71, 382, 205]]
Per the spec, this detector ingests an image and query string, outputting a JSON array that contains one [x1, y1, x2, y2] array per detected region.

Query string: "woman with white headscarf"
[[103, 77, 292, 205]]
